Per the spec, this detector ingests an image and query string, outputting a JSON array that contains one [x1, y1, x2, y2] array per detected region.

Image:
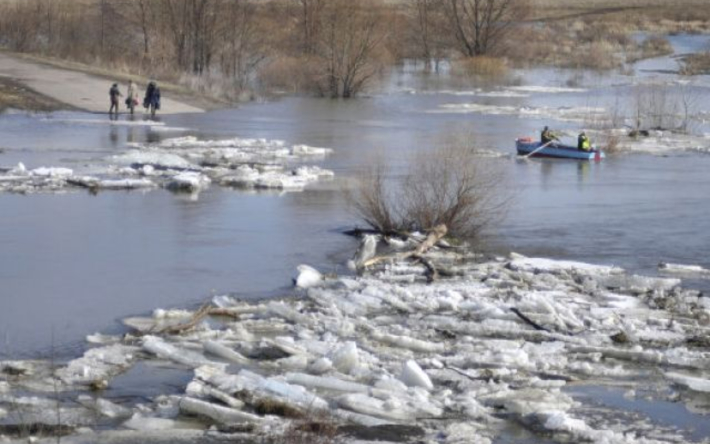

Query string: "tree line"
[[0, 0, 530, 98]]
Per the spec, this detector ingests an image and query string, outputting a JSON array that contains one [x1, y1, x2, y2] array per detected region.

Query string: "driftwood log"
[[509, 307, 551, 332], [360, 225, 448, 282], [148, 305, 242, 335]]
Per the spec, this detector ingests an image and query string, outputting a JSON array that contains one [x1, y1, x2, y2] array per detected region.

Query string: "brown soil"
[[0, 76, 66, 113]]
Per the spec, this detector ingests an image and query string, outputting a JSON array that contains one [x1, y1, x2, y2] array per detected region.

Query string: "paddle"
[[523, 139, 555, 159]]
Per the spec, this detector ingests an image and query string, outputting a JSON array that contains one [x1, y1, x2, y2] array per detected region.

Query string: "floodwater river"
[[1, 35, 709, 360]]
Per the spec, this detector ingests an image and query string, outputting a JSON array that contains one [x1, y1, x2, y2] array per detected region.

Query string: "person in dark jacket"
[[109, 83, 122, 115], [143, 81, 161, 117], [540, 126, 558, 145]]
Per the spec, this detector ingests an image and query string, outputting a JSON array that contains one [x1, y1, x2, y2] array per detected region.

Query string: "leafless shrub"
[[581, 94, 625, 154], [601, 133, 622, 154], [348, 138, 508, 241], [349, 161, 400, 235], [313, 0, 391, 98], [641, 35, 673, 56], [630, 82, 699, 132], [576, 41, 620, 70], [626, 35, 673, 63]]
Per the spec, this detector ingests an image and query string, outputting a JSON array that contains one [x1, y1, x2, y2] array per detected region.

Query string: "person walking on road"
[[125, 80, 137, 114], [143, 81, 161, 117], [109, 83, 122, 115]]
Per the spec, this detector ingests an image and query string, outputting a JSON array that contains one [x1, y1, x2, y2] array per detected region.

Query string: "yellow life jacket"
[[582, 137, 591, 151]]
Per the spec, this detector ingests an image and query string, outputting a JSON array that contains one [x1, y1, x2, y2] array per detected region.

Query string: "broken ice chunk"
[[400, 360, 433, 391], [328, 341, 360, 374], [179, 397, 264, 424], [294, 264, 323, 288], [203, 340, 250, 364], [666, 372, 710, 393], [142, 336, 220, 368], [123, 413, 178, 431]]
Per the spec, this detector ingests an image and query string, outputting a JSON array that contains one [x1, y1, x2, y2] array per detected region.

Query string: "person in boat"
[[578, 131, 591, 151], [540, 126, 559, 146]]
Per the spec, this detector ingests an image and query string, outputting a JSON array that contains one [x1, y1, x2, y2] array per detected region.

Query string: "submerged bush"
[[348, 139, 508, 240], [451, 56, 509, 78], [680, 51, 710, 75], [640, 35, 673, 56]]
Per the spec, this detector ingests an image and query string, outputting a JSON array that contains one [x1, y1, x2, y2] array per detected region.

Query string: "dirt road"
[[0, 52, 203, 114]]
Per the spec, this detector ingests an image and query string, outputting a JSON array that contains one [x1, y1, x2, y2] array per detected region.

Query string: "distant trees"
[[297, 0, 325, 55], [407, 0, 447, 69], [314, 0, 389, 98], [0, 0, 530, 98], [261, 0, 390, 98], [398, 0, 530, 67], [440, 0, 530, 57]]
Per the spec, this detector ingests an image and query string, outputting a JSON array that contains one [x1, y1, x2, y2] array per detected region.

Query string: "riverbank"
[[2, 236, 709, 444], [0, 51, 208, 115], [0, 76, 66, 113]]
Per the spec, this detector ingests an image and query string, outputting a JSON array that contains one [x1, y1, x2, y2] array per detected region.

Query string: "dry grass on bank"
[[451, 56, 509, 78], [529, 0, 710, 25], [508, 20, 675, 70], [0, 76, 65, 113], [680, 52, 710, 75]]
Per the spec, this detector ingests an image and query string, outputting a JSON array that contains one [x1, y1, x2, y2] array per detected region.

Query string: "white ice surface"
[[400, 360, 434, 391], [294, 264, 323, 288], [56, 344, 139, 385]]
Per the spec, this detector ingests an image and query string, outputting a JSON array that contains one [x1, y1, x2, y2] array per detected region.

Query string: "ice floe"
[[413, 85, 586, 97], [3, 244, 709, 443], [431, 103, 606, 123], [0, 135, 334, 194], [507, 86, 587, 94], [659, 262, 710, 277]]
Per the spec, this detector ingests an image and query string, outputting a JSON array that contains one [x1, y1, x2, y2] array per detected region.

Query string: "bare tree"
[[219, 0, 265, 90], [409, 0, 447, 69], [315, 0, 389, 98], [297, 0, 325, 55], [440, 0, 529, 57]]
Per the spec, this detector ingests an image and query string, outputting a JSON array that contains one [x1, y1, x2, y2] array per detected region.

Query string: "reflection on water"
[[1, 34, 710, 357], [568, 385, 710, 442]]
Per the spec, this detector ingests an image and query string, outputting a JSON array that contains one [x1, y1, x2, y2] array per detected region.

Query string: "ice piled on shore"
[[3, 247, 709, 443]]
